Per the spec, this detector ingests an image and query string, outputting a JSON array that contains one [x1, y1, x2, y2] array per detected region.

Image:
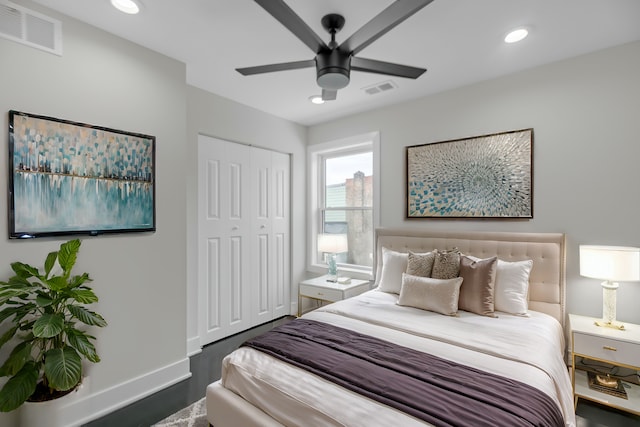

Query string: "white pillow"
[[494, 259, 533, 316], [397, 273, 463, 316], [375, 247, 408, 294]]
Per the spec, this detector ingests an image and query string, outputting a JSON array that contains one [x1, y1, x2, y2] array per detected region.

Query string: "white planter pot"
[[18, 377, 90, 427]]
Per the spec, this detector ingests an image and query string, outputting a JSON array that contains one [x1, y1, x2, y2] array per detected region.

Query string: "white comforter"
[[221, 290, 576, 427]]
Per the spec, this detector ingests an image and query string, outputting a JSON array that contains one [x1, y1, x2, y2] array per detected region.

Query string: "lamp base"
[[594, 319, 625, 330]]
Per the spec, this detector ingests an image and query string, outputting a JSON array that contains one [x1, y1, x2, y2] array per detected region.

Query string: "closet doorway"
[[197, 135, 290, 345]]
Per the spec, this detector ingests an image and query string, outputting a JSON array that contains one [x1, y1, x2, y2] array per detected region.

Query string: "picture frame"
[[8, 110, 156, 238], [406, 128, 533, 218]]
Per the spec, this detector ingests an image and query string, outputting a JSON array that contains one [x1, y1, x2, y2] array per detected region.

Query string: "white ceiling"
[[29, 0, 640, 126]]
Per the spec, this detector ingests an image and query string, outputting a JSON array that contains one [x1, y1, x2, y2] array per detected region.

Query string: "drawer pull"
[[602, 346, 617, 351]]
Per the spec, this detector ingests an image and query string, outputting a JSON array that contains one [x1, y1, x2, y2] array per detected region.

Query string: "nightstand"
[[298, 275, 370, 316], [569, 314, 640, 415]]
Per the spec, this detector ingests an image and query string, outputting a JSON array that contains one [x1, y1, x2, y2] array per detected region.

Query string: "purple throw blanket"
[[243, 319, 564, 427]]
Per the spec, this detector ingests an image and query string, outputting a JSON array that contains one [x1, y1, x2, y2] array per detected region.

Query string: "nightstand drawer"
[[573, 332, 640, 367], [299, 284, 343, 302]]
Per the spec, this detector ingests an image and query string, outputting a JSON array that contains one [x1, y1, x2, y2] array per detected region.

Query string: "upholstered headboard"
[[374, 228, 567, 327]]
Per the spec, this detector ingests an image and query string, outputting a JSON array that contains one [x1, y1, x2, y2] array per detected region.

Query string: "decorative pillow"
[[397, 273, 463, 316], [406, 250, 436, 277], [458, 255, 498, 317], [375, 247, 408, 294], [494, 259, 533, 316], [431, 248, 461, 279]]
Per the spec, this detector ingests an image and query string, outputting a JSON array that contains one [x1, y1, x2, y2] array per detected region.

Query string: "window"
[[308, 132, 379, 278]]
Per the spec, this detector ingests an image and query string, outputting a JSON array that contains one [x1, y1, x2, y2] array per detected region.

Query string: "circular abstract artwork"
[[407, 129, 532, 218]]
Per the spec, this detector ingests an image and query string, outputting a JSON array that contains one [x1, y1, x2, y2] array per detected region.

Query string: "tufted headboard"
[[374, 228, 567, 327]]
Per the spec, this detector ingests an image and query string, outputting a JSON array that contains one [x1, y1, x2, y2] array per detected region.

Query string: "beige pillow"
[[431, 248, 461, 279], [406, 250, 436, 277], [458, 255, 498, 317], [397, 273, 463, 316], [375, 247, 408, 294]]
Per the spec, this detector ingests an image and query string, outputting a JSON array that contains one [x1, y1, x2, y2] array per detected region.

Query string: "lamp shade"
[[579, 245, 640, 282], [317, 234, 348, 253]]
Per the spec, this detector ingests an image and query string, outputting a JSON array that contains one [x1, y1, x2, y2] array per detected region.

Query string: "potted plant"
[[0, 239, 106, 412]]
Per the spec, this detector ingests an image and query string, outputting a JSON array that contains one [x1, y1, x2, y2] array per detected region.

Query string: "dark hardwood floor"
[[85, 317, 640, 427]]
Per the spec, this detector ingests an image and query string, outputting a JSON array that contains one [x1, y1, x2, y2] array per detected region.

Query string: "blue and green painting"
[[11, 113, 154, 234]]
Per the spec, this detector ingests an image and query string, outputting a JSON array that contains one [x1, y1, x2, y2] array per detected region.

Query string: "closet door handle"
[[232, 226, 239, 230]]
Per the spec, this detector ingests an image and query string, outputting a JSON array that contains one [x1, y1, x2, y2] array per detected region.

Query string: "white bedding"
[[221, 290, 576, 427]]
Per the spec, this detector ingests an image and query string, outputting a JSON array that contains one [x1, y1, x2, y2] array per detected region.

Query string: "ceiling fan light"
[[111, 0, 141, 14], [317, 70, 350, 90]]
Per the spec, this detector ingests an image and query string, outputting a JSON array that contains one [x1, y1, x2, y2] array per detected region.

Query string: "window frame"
[[307, 132, 380, 280]]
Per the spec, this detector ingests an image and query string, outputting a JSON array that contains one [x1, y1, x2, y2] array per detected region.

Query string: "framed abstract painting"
[[406, 128, 533, 219], [8, 110, 156, 238]]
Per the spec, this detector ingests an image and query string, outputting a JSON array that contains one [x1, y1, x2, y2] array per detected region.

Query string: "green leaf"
[[7, 275, 34, 288], [0, 361, 38, 412], [58, 239, 81, 274], [11, 262, 40, 279], [0, 326, 18, 350], [0, 341, 32, 377], [0, 288, 30, 306], [12, 303, 38, 324], [0, 305, 23, 324], [66, 329, 100, 363], [68, 288, 98, 304], [69, 273, 92, 289], [68, 305, 107, 327], [33, 313, 65, 338], [44, 347, 82, 391], [44, 251, 58, 277], [44, 276, 69, 292], [36, 293, 54, 307]]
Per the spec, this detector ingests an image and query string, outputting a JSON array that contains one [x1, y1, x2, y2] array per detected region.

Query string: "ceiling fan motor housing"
[[316, 49, 351, 90]]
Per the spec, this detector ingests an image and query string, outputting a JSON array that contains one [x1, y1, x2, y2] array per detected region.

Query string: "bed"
[[206, 228, 575, 426]]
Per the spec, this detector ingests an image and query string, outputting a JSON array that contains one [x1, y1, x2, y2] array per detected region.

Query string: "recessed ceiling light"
[[504, 28, 528, 44], [309, 95, 324, 105], [111, 0, 142, 14]]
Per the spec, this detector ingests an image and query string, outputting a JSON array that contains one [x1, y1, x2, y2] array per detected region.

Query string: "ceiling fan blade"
[[236, 59, 315, 76], [255, 0, 328, 53], [351, 57, 426, 79], [340, 0, 434, 55], [322, 89, 337, 101]]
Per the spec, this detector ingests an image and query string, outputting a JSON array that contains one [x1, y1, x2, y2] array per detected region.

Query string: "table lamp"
[[317, 234, 348, 282], [579, 245, 640, 330]]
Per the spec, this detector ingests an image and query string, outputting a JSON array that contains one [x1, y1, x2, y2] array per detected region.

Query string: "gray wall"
[[0, 1, 189, 424], [308, 41, 640, 325]]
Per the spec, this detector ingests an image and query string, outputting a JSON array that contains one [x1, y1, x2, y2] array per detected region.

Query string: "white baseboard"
[[187, 336, 202, 356], [65, 357, 192, 426]]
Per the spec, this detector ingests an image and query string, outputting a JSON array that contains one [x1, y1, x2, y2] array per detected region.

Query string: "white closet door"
[[198, 135, 252, 344], [250, 148, 290, 324], [270, 150, 290, 319], [250, 147, 273, 325]]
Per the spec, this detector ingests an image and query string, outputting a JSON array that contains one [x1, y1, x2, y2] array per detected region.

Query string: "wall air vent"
[[0, 1, 62, 55], [362, 80, 398, 95]]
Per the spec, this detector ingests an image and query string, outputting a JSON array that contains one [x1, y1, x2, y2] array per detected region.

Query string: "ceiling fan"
[[236, 0, 434, 101]]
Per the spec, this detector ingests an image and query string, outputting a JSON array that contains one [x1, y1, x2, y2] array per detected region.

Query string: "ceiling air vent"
[[362, 80, 398, 95], [0, 0, 62, 55]]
